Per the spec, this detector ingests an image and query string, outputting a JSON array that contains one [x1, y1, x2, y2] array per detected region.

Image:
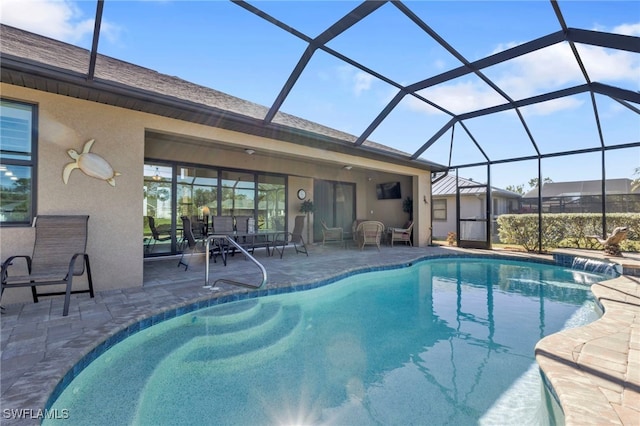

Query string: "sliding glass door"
[[144, 162, 287, 256], [258, 174, 286, 232], [313, 180, 356, 242], [143, 164, 175, 255]]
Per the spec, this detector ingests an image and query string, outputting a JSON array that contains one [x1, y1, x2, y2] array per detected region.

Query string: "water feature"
[[570, 256, 620, 277]]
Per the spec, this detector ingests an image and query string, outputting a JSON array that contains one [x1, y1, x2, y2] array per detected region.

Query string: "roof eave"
[[0, 53, 448, 173]]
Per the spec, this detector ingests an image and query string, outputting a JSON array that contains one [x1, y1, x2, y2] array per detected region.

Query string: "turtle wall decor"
[[62, 139, 121, 186]]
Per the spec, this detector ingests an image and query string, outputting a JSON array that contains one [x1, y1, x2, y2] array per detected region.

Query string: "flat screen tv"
[[376, 182, 402, 200]]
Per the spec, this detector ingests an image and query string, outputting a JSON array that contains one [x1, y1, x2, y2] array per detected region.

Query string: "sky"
[[1, 0, 639, 191]]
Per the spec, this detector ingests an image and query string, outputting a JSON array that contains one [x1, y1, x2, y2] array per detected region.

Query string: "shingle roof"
[[0, 24, 446, 172]]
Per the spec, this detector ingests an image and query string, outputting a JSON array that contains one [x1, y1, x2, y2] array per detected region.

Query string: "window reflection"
[[258, 175, 285, 231], [1, 99, 35, 225], [143, 164, 174, 255], [221, 171, 255, 217]]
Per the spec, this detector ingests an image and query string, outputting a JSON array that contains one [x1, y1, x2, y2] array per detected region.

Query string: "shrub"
[[497, 213, 640, 252]]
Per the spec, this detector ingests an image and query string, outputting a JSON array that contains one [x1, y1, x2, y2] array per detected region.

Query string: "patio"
[[1, 244, 638, 425]]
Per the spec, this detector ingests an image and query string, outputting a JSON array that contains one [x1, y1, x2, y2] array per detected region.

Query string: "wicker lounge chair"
[[1, 215, 94, 316], [356, 220, 385, 251], [320, 219, 344, 247], [388, 221, 414, 246]]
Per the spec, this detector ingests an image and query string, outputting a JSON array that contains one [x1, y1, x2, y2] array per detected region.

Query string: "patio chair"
[[272, 215, 308, 259], [212, 216, 235, 234], [1, 215, 94, 316], [388, 221, 414, 247], [234, 216, 251, 234], [356, 220, 385, 251], [320, 219, 344, 247], [145, 216, 172, 253], [178, 216, 205, 270], [351, 219, 365, 247]]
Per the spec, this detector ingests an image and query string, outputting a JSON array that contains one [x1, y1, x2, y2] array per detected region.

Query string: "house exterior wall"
[[432, 195, 486, 240], [432, 194, 515, 240], [432, 196, 455, 240], [1, 83, 434, 304]]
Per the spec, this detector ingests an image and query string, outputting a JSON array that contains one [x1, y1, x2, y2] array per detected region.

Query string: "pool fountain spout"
[[570, 257, 620, 277]]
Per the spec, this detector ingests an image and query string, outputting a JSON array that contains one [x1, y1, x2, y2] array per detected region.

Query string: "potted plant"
[[402, 196, 413, 221], [299, 199, 315, 243]]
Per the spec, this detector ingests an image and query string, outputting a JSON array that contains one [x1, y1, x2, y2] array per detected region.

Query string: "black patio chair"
[[272, 215, 308, 259], [145, 216, 172, 253], [178, 216, 203, 271], [1, 215, 94, 316]]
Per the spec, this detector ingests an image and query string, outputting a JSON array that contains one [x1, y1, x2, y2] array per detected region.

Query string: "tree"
[[632, 167, 640, 192], [504, 177, 552, 196], [528, 177, 553, 188], [505, 184, 525, 195]]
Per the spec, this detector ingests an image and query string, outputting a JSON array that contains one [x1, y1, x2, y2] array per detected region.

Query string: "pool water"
[[45, 258, 605, 425]]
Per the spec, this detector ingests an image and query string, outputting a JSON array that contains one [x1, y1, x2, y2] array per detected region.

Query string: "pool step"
[[194, 298, 261, 322], [193, 301, 283, 335], [182, 304, 303, 365], [142, 300, 304, 380]]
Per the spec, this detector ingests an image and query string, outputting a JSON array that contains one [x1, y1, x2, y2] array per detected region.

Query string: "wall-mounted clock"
[[297, 189, 306, 200]]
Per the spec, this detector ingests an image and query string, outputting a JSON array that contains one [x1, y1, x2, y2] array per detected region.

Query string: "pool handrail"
[[204, 235, 268, 289]]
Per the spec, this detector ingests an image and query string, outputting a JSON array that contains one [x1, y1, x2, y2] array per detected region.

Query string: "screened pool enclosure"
[[1, 0, 638, 251]]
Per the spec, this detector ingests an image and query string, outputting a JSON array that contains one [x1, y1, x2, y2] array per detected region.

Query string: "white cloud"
[[333, 65, 376, 96], [521, 97, 584, 117], [353, 71, 374, 96], [408, 21, 640, 117], [576, 44, 640, 84], [413, 79, 505, 115], [611, 22, 640, 37], [493, 42, 586, 100], [0, 0, 94, 44]]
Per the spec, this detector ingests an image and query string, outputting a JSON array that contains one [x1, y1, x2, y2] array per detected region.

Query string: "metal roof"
[[432, 174, 522, 198], [522, 178, 638, 198]]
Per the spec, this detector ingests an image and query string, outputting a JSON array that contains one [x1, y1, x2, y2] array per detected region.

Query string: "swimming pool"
[[44, 257, 607, 425]]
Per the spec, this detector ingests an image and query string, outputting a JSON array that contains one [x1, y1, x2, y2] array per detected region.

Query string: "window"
[[433, 199, 447, 221], [258, 174, 285, 231], [143, 159, 288, 257], [221, 171, 255, 217], [0, 99, 37, 225]]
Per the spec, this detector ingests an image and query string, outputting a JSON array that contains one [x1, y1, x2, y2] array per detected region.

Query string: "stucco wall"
[[1, 83, 434, 305], [1, 84, 145, 304]]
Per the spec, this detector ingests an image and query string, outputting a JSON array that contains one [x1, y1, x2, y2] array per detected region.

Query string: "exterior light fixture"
[[343, 165, 352, 170], [245, 149, 255, 155]]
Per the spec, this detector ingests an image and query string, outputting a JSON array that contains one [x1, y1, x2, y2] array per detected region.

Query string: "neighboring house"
[[0, 24, 444, 305], [521, 178, 640, 213], [431, 174, 521, 241]]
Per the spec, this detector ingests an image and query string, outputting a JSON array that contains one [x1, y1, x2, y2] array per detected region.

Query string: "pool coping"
[[1, 248, 638, 425], [535, 272, 640, 425]]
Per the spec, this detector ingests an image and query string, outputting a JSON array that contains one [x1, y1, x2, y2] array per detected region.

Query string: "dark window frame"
[[0, 98, 38, 227], [144, 158, 288, 257]]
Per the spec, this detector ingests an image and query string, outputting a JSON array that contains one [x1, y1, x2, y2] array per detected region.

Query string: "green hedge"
[[496, 213, 640, 252]]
